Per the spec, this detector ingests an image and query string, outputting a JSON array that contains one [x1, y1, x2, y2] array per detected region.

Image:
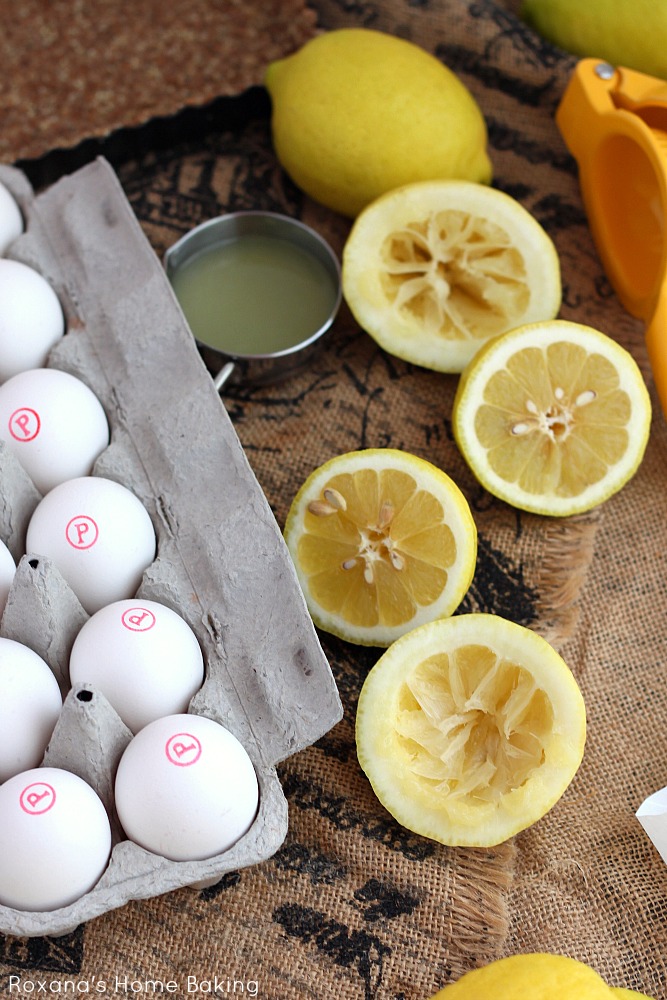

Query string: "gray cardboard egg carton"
[[0, 157, 342, 938]]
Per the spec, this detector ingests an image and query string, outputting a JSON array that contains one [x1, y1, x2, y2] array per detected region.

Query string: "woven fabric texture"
[[1, 1, 666, 997]]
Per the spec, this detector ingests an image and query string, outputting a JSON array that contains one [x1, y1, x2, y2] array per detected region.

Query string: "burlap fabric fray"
[[1, 0, 667, 997]]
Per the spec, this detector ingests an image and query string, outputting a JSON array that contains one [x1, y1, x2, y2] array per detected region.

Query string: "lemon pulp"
[[453, 320, 652, 515], [380, 211, 529, 340], [397, 646, 553, 804], [342, 180, 561, 372], [283, 449, 477, 647], [356, 614, 586, 847]]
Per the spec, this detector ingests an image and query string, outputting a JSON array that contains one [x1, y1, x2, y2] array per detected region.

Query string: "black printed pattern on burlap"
[[1, 0, 583, 989]]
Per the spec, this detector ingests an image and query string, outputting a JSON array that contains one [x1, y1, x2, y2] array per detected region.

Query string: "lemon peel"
[[342, 180, 561, 373], [355, 614, 586, 848], [521, 0, 667, 80], [452, 320, 651, 516], [265, 28, 491, 218], [428, 953, 616, 999], [283, 449, 477, 647]]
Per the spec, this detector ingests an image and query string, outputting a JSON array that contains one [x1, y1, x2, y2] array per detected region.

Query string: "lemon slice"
[[453, 320, 652, 516], [428, 953, 614, 999], [342, 179, 561, 372], [355, 614, 586, 847], [283, 449, 477, 647]]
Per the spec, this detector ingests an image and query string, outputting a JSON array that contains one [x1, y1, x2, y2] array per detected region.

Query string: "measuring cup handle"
[[213, 361, 235, 393]]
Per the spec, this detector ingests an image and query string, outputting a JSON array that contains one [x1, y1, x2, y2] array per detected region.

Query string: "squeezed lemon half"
[[453, 320, 652, 516], [428, 953, 632, 999], [355, 614, 586, 847], [283, 449, 477, 647], [342, 179, 561, 372]]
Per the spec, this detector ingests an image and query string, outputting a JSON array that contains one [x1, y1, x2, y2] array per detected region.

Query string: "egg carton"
[[0, 157, 342, 938]]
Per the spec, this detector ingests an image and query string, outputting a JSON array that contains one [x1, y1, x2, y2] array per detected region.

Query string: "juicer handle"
[[646, 289, 667, 419]]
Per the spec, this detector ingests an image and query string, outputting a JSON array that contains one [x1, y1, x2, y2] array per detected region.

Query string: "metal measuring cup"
[[164, 211, 342, 391]]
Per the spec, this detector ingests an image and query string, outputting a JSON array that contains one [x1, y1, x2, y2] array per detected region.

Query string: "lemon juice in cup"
[[165, 212, 341, 388]]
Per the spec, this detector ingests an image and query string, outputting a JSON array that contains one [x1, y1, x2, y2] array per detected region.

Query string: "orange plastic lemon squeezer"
[[557, 57, 667, 416]]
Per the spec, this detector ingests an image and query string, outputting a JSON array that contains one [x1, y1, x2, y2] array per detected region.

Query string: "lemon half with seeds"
[[356, 614, 586, 847], [342, 179, 561, 373], [283, 449, 477, 647], [453, 320, 652, 516]]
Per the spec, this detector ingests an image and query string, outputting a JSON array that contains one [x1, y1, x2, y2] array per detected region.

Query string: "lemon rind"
[[435, 952, 616, 998]]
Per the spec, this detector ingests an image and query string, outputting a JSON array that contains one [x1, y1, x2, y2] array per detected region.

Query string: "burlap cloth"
[[2, 0, 667, 997]]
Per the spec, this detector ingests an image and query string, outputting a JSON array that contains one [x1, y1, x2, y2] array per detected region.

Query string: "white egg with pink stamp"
[[0, 767, 111, 911], [26, 476, 157, 615], [69, 598, 205, 733], [0, 367, 109, 494], [114, 713, 259, 862]]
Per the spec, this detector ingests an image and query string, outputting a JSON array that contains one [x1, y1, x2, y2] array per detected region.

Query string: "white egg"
[[0, 538, 16, 617], [0, 638, 62, 783], [115, 714, 259, 861], [0, 368, 109, 494], [0, 182, 24, 255], [0, 260, 65, 382], [69, 599, 205, 733], [26, 476, 157, 615], [0, 766, 111, 911]]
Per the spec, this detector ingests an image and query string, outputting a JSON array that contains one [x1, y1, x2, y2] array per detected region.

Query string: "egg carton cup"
[[0, 158, 342, 938]]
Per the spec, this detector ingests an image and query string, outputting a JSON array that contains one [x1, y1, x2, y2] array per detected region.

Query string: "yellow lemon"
[[452, 320, 652, 516], [521, 0, 667, 80], [355, 614, 586, 847], [428, 953, 615, 999], [264, 28, 491, 218], [283, 449, 477, 647], [342, 180, 561, 373]]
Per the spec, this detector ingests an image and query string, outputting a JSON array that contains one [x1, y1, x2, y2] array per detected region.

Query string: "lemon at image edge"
[[265, 28, 492, 219], [283, 448, 477, 647], [427, 953, 655, 999], [521, 0, 667, 80], [355, 613, 586, 848], [453, 320, 652, 516], [342, 179, 562, 374]]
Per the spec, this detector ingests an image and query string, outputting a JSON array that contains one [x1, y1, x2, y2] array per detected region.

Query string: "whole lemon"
[[264, 28, 492, 218], [521, 0, 667, 79], [429, 954, 632, 999]]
